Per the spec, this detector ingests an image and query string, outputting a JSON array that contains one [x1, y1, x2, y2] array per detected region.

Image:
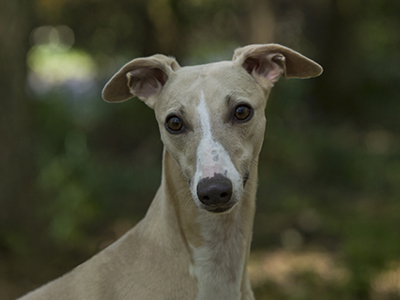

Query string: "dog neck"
[[159, 149, 257, 299]]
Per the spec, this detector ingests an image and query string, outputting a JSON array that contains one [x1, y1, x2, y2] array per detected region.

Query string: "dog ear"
[[102, 54, 180, 108], [233, 44, 323, 89]]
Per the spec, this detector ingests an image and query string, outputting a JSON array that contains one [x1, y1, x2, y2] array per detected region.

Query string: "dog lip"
[[243, 171, 250, 187], [202, 204, 235, 214]]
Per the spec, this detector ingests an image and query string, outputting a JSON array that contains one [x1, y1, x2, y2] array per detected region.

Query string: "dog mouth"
[[203, 204, 235, 214]]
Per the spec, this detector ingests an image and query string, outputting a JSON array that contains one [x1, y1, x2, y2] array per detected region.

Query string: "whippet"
[[19, 44, 322, 300]]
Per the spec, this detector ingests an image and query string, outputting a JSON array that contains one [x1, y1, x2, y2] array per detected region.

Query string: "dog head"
[[102, 44, 322, 214]]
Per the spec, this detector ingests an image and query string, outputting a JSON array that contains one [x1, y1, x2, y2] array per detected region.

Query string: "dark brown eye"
[[234, 105, 252, 122], [166, 116, 183, 133]]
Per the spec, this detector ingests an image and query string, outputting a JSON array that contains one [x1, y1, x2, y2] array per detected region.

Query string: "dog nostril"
[[197, 174, 233, 206]]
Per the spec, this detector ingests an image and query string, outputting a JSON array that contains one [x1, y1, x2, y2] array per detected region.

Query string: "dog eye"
[[166, 116, 184, 133], [234, 105, 252, 122]]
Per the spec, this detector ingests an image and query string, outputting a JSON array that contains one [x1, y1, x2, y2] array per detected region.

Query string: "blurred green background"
[[1, 0, 400, 299]]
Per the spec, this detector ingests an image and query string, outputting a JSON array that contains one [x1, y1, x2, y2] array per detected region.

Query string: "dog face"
[[102, 44, 322, 214], [153, 62, 267, 213]]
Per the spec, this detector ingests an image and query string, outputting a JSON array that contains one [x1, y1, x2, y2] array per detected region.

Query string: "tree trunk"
[[0, 0, 35, 256]]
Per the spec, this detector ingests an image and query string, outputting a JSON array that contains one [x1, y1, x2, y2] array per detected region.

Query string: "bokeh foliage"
[[1, 0, 400, 299]]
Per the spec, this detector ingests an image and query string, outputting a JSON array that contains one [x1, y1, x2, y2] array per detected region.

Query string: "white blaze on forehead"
[[191, 90, 243, 205], [196, 91, 229, 177], [196, 91, 219, 177]]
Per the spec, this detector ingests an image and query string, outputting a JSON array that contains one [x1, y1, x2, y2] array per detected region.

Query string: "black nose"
[[197, 174, 232, 206]]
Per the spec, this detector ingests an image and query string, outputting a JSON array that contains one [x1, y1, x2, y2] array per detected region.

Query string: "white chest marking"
[[190, 214, 246, 300]]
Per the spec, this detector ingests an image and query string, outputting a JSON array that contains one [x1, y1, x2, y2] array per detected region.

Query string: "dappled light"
[[372, 262, 400, 299], [249, 250, 400, 299], [28, 25, 96, 95], [249, 250, 350, 296]]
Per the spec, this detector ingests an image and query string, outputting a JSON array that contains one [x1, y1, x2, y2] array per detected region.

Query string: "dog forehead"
[[156, 61, 263, 111], [174, 61, 250, 87]]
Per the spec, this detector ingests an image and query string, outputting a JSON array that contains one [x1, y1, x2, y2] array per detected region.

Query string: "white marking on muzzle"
[[191, 91, 243, 208]]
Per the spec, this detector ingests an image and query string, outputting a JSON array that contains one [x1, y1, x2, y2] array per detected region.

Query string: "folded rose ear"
[[233, 43, 323, 89], [102, 54, 180, 108]]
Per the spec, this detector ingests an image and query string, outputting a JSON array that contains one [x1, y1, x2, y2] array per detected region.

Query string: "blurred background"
[[1, 0, 399, 299]]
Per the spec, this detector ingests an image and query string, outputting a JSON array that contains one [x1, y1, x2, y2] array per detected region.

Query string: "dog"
[[19, 43, 322, 300]]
